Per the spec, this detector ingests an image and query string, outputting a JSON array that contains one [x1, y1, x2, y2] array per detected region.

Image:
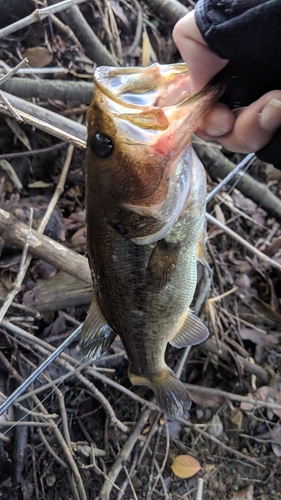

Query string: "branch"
[[0, 208, 91, 285]]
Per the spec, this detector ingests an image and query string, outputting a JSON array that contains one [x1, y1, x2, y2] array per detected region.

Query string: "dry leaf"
[[240, 385, 281, 418], [188, 389, 222, 408], [230, 409, 243, 430], [142, 30, 152, 67], [23, 47, 53, 67], [269, 422, 281, 457], [230, 483, 254, 500], [171, 455, 201, 479], [5, 117, 31, 150], [208, 414, 223, 438], [0, 159, 22, 190]]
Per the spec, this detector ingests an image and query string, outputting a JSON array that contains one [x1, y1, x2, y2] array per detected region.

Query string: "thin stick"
[[0, 103, 86, 149], [0, 208, 33, 322], [206, 153, 256, 203], [0, 324, 82, 416], [206, 212, 281, 271], [0, 0, 88, 39], [0, 59, 29, 85], [99, 409, 151, 500], [196, 478, 204, 500]]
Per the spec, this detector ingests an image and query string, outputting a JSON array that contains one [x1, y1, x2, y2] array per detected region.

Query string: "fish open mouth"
[[93, 63, 221, 152]]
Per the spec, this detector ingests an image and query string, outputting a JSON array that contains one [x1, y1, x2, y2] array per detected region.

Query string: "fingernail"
[[204, 124, 232, 137], [260, 99, 281, 132]]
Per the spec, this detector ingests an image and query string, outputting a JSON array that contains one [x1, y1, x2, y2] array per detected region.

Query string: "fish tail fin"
[[151, 369, 191, 417]]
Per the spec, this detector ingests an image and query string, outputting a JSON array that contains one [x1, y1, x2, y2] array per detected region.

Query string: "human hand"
[[173, 11, 281, 156]]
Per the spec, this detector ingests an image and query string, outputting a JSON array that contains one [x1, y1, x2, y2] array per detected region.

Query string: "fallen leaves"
[[240, 385, 281, 418], [230, 484, 254, 500], [171, 455, 201, 479], [23, 47, 53, 67]]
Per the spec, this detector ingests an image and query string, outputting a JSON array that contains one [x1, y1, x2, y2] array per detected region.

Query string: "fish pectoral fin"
[[146, 239, 180, 292], [169, 310, 209, 348], [80, 296, 116, 360]]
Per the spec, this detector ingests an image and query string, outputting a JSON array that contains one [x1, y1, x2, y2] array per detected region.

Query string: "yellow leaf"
[[141, 30, 151, 67], [23, 47, 53, 68], [171, 455, 201, 479]]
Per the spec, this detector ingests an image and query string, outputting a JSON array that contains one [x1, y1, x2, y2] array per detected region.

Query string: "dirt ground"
[[0, 1, 281, 499]]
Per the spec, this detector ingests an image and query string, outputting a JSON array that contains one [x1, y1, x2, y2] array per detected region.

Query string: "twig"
[[141, 0, 188, 25], [206, 212, 281, 272], [99, 408, 151, 500], [0, 101, 85, 149], [0, 351, 88, 500], [0, 208, 33, 322], [195, 138, 281, 220], [180, 416, 266, 469], [0, 141, 67, 160], [0, 59, 29, 86], [0, 208, 91, 284], [48, 0, 118, 66], [0, 78, 93, 104], [37, 426, 68, 469], [0, 0, 89, 39], [149, 418, 170, 498], [196, 478, 204, 500], [0, 324, 82, 416]]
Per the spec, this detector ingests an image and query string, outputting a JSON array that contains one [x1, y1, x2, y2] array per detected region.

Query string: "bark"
[[0, 208, 91, 285], [26, 272, 92, 313], [1, 78, 94, 105], [1, 91, 87, 142], [142, 0, 188, 25]]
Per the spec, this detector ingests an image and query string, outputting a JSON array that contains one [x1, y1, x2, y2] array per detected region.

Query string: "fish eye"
[[89, 133, 113, 159]]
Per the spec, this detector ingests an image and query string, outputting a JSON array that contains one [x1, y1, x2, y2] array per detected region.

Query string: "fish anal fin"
[[80, 296, 116, 360], [170, 309, 209, 348], [146, 239, 180, 292]]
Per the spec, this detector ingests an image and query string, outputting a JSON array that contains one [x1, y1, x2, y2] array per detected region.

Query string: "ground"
[[0, 1, 281, 499]]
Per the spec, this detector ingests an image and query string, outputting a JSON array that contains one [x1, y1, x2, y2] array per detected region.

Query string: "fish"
[[80, 63, 221, 417]]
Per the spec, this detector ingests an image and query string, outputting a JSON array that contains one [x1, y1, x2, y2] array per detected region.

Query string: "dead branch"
[[0, 0, 89, 39], [49, 0, 118, 66], [0, 207, 91, 285], [141, 0, 188, 25], [200, 337, 268, 383], [25, 272, 92, 313], [206, 213, 281, 271], [99, 409, 151, 500], [0, 91, 87, 142], [1, 78, 93, 104], [194, 139, 281, 220]]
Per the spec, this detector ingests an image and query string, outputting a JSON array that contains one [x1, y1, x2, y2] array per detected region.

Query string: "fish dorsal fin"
[[80, 295, 116, 360], [169, 309, 209, 348], [146, 239, 180, 292]]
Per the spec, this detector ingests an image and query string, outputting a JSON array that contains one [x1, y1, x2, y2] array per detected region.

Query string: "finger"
[[196, 102, 236, 139], [173, 11, 228, 93], [219, 91, 281, 153]]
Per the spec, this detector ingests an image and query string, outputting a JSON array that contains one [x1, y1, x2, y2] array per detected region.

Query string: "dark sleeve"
[[194, 0, 281, 169]]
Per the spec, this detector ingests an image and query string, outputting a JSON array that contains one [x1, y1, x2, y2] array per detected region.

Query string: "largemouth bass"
[[81, 63, 220, 417]]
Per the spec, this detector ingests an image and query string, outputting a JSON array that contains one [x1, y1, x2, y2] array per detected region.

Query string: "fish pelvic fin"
[[80, 295, 116, 360], [169, 309, 209, 349], [129, 368, 191, 417]]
